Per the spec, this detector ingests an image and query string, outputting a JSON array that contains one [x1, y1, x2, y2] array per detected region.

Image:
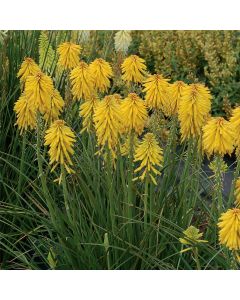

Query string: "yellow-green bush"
[[138, 31, 240, 113]]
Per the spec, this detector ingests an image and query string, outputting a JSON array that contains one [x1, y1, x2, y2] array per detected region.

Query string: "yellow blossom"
[[24, 71, 54, 114], [166, 81, 187, 116], [230, 106, 240, 150], [112, 93, 122, 105], [134, 133, 163, 185], [57, 42, 81, 69], [178, 83, 212, 141], [202, 117, 235, 157], [43, 89, 64, 123], [44, 120, 76, 174], [13, 93, 37, 134], [17, 57, 41, 83], [218, 208, 240, 250], [70, 61, 94, 100], [121, 55, 146, 83], [89, 58, 113, 93], [121, 93, 148, 135], [143, 74, 170, 110], [93, 95, 122, 155], [79, 94, 100, 133], [235, 178, 240, 207]]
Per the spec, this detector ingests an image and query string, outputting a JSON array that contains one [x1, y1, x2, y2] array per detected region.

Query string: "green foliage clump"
[[138, 30, 240, 114]]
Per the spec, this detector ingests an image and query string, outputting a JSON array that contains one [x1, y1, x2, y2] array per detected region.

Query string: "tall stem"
[[17, 132, 27, 198], [208, 155, 224, 241], [189, 138, 202, 225], [106, 149, 116, 234], [143, 177, 149, 231], [61, 165, 72, 224], [215, 155, 224, 214], [193, 247, 201, 270], [36, 114, 55, 222], [161, 117, 177, 189], [127, 131, 134, 240]]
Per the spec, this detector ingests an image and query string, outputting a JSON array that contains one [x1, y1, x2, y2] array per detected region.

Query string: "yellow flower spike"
[[112, 93, 122, 105], [178, 83, 212, 141], [234, 178, 240, 207], [93, 95, 122, 156], [43, 89, 65, 124], [57, 42, 81, 70], [44, 120, 76, 175], [89, 58, 113, 93], [79, 94, 100, 133], [166, 81, 187, 116], [121, 55, 146, 83], [25, 71, 54, 114], [202, 117, 235, 157], [121, 93, 148, 135], [70, 61, 94, 100], [134, 133, 163, 185], [143, 74, 170, 110], [17, 57, 41, 84], [230, 106, 240, 151], [13, 93, 37, 134], [218, 208, 240, 250]]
